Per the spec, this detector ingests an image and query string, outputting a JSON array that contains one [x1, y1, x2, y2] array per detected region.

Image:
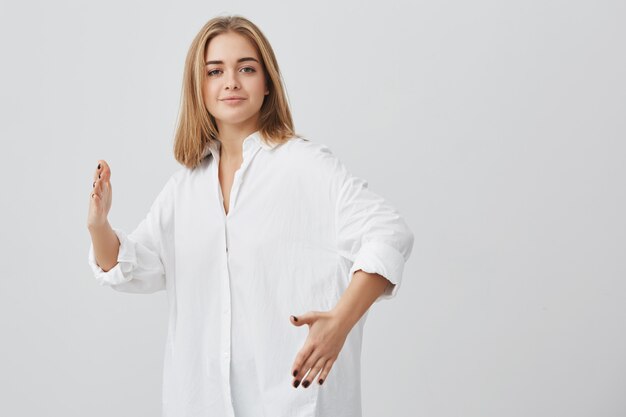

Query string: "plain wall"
[[0, 0, 624, 416]]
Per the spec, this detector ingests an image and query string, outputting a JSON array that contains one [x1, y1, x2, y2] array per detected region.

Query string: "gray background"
[[0, 0, 624, 416]]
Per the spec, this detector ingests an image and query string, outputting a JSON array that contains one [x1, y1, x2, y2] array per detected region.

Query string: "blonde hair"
[[173, 15, 304, 169]]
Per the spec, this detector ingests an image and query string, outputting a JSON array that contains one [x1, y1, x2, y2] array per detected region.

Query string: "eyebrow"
[[205, 57, 260, 66]]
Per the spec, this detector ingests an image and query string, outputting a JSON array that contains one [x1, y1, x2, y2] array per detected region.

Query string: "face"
[[203, 31, 269, 131]]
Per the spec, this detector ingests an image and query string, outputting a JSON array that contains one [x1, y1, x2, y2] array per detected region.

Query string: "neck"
[[216, 122, 259, 161]]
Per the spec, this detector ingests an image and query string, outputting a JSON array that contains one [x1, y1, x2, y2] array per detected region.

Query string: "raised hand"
[[88, 160, 113, 230]]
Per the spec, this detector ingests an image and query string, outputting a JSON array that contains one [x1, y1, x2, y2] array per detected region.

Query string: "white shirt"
[[88, 131, 414, 417]]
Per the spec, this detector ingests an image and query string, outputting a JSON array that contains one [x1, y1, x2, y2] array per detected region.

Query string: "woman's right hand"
[[88, 160, 113, 230]]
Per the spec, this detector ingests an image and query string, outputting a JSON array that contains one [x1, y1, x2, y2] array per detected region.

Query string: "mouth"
[[220, 98, 246, 105]]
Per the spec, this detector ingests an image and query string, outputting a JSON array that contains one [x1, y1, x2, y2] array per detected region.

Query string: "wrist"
[[88, 220, 111, 234], [329, 305, 358, 334]]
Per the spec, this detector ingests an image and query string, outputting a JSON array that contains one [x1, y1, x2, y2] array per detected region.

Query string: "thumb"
[[290, 312, 316, 326]]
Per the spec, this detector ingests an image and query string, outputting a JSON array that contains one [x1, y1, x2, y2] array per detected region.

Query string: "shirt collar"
[[202, 130, 278, 160]]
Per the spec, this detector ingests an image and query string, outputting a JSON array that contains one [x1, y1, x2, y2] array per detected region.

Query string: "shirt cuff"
[[88, 228, 137, 287], [348, 240, 407, 302]]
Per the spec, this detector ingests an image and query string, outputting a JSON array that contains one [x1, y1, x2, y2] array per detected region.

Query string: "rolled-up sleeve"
[[87, 176, 175, 294], [318, 145, 415, 303]]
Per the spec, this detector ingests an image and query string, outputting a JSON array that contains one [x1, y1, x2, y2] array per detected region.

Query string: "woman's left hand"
[[289, 310, 351, 388]]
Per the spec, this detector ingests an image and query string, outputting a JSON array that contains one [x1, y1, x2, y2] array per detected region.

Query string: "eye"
[[207, 67, 256, 76]]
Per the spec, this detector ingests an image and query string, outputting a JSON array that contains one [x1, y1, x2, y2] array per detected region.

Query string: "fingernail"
[[291, 316, 298, 322], [97, 164, 101, 169], [293, 379, 300, 388], [318, 379, 324, 385], [302, 380, 310, 388], [99, 173, 101, 179], [293, 370, 298, 377], [93, 181, 95, 188]]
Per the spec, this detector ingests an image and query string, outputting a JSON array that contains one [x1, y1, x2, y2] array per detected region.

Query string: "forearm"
[[331, 269, 392, 332], [88, 221, 121, 272]]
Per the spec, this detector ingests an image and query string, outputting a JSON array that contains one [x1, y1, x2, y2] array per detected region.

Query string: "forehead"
[[205, 32, 259, 61]]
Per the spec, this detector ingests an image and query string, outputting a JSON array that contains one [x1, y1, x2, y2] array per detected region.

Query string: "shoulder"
[[168, 162, 203, 188], [157, 168, 185, 193], [276, 138, 349, 197], [280, 137, 343, 171], [169, 166, 187, 184], [151, 167, 186, 206]]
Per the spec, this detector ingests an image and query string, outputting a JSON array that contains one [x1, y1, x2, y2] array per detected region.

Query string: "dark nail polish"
[[292, 316, 298, 322], [302, 380, 310, 388], [93, 181, 95, 187], [293, 370, 298, 377], [293, 379, 300, 388], [99, 173, 101, 178], [318, 379, 324, 385], [97, 164, 101, 169]]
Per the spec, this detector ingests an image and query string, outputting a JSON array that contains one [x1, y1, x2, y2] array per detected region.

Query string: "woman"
[[87, 14, 414, 417]]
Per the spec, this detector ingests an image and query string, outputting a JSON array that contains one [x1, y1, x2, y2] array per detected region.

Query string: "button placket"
[[225, 220, 229, 253], [214, 133, 263, 417]]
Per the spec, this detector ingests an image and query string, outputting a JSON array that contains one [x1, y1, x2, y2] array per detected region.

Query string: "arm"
[[329, 146, 415, 305], [330, 269, 391, 332], [328, 145, 414, 329], [87, 176, 176, 294], [88, 220, 121, 272], [289, 269, 390, 388], [289, 144, 414, 388]]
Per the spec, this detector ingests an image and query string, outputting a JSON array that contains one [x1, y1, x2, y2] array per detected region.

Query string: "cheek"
[[202, 82, 219, 102], [247, 78, 267, 96]]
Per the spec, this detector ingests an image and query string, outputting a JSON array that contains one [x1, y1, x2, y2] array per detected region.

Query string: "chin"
[[214, 107, 262, 123]]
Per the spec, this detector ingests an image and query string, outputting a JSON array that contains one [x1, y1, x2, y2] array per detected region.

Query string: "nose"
[[225, 71, 240, 90]]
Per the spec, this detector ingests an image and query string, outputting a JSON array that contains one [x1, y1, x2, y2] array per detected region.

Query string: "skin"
[[88, 30, 394, 391], [203, 32, 393, 389], [87, 161, 118, 272], [289, 271, 392, 388], [202, 32, 390, 388], [202, 31, 269, 215]]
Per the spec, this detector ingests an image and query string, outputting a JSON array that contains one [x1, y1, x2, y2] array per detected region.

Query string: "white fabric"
[[88, 131, 414, 417]]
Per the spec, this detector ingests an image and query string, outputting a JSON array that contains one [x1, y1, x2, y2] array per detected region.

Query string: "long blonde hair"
[[173, 15, 304, 169]]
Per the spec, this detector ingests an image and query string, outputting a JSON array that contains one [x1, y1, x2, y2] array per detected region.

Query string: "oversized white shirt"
[[88, 131, 414, 417]]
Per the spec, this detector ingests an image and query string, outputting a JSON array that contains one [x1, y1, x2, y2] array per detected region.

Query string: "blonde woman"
[[87, 14, 414, 417]]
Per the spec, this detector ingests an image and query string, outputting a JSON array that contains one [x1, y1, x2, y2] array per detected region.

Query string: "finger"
[[94, 160, 111, 182], [93, 178, 103, 196], [100, 161, 111, 183], [317, 357, 335, 386], [296, 350, 322, 389], [301, 356, 327, 388], [91, 187, 100, 201], [94, 160, 103, 181], [93, 177, 107, 200], [291, 343, 315, 382]]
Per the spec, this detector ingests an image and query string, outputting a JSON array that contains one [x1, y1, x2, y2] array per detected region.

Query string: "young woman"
[[87, 15, 414, 417]]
